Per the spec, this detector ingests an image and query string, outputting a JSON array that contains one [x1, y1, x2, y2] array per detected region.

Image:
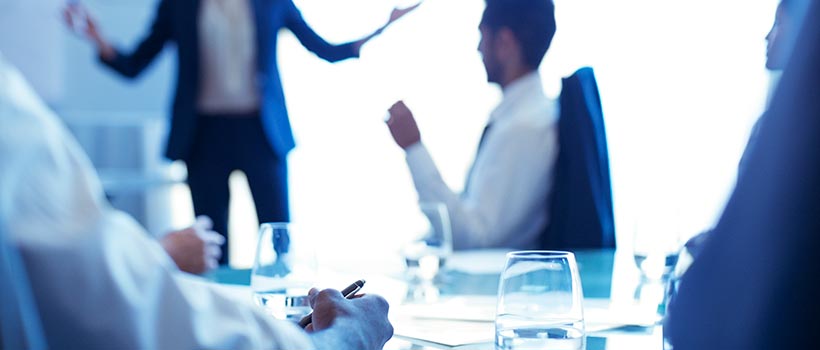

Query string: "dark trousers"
[[186, 114, 289, 265]]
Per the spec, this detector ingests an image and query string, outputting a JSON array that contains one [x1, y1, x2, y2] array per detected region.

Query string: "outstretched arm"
[[62, 0, 172, 78], [350, 2, 423, 55], [286, 1, 422, 61]]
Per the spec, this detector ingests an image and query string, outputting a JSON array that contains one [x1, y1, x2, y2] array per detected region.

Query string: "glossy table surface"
[[206, 249, 666, 349]]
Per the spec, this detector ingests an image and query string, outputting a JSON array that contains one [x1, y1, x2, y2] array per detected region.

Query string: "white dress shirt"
[[197, 0, 260, 114], [405, 72, 559, 250], [0, 54, 313, 349]]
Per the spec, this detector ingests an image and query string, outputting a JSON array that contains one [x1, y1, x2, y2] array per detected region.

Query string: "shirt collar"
[[489, 71, 544, 124]]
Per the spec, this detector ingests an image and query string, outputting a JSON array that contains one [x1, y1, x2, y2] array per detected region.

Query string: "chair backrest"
[[0, 220, 47, 350], [540, 67, 616, 250]]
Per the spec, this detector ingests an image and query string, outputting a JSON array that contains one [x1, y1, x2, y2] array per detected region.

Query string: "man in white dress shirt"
[[386, 0, 558, 250], [0, 54, 392, 349]]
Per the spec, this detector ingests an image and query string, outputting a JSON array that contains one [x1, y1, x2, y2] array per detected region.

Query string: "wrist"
[[310, 323, 365, 350], [402, 140, 420, 150], [95, 39, 115, 61]]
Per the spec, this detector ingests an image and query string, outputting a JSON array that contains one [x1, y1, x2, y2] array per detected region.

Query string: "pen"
[[298, 279, 366, 329]]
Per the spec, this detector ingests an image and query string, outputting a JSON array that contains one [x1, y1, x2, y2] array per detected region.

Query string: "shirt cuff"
[[405, 142, 438, 181]]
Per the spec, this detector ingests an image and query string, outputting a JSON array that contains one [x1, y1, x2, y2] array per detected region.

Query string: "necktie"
[[462, 124, 492, 197]]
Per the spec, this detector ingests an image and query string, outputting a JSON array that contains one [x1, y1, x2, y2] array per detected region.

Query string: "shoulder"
[[506, 94, 558, 130]]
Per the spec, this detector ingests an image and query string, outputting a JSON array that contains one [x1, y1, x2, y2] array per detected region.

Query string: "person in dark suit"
[[683, 0, 806, 260], [664, 1, 820, 349], [63, 0, 420, 264]]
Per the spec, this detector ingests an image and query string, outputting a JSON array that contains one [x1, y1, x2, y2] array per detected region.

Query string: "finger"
[[308, 287, 320, 307], [315, 289, 343, 306], [202, 231, 225, 245], [195, 215, 214, 230], [205, 258, 218, 271], [349, 293, 366, 299], [305, 324, 314, 332], [206, 245, 222, 259], [63, 9, 74, 27]]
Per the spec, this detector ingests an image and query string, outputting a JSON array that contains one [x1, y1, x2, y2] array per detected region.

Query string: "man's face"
[[478, 26, 502, 85], [766, 5, 792, 70]]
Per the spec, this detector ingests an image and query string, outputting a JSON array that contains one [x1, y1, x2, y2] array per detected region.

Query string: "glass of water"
[[251, 223, 317, 322], [632, 216, 684, 282], [495, 251, 585, 350], [401, 202, 452, 283]]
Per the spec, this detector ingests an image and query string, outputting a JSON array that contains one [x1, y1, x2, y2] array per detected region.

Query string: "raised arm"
[[63, 0, 172, 78], [285, 0, 421, 61]]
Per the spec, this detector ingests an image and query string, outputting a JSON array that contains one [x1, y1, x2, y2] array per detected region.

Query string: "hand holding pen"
[[300, 279, 366, 329], [300, 280, 393, 349]]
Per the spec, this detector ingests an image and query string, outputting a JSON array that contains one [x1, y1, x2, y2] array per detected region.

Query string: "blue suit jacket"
[[102, 0, 359, 160], [540, 67, 615, 250], [665, 2, 820, 348]]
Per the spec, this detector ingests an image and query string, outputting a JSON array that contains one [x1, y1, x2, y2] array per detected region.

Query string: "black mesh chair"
[[540, 67, 616, 250]]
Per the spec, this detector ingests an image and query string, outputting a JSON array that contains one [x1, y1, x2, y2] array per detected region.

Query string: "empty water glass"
[[495, 251, 585, 350], [401, 202, 452, 283], [251, 223, 317, 322]]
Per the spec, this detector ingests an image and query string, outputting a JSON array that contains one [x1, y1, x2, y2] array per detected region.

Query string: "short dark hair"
[[480, 0, 556, 69]]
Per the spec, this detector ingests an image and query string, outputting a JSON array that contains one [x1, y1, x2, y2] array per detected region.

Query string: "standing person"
[[386, 0, 558, 250], [63, 0, 420, 264]]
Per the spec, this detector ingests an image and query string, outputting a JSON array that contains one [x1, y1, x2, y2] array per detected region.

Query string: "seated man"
[[0, 53, 392, 349], [386, 0, 558, 250]]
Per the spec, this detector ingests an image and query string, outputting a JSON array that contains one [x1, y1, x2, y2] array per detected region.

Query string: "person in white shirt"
[[0, 54, 392, 349], [386, 0, 558, 250]]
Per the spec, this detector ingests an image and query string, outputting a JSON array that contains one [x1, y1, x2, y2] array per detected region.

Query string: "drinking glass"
[[250, 223, 317, 322], [495, 251, 585, 350], [401, 202, 452, 283], [632, 216, 684, 281]]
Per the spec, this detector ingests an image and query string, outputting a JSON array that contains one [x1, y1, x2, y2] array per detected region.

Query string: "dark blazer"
[[102, 0, 359, 160], [540, 67, 615, 250], [666, 2, 820, 348]]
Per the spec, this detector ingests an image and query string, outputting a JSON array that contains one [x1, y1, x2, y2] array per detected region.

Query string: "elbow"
[[320, 53, 352, 63], [121, 69, 142, 79]]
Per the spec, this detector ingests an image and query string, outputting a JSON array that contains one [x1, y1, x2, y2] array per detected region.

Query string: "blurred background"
[[0, 0, 778, 269]]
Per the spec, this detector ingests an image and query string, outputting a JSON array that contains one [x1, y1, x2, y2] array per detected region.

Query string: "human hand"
[[388, 2, 423, 26], [62, 3, 115, 60], [160, 216, 224, 274], [305, 288, 393, 350], [386, 100, 421, 150], [352, 1, 422, 56]]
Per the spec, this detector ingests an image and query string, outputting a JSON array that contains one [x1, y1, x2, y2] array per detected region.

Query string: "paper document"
[[392, 296, 662, 348]]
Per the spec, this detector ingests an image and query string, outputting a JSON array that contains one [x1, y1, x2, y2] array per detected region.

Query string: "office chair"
[[0, 220, 47, 350], [540, 67, 616, 250]]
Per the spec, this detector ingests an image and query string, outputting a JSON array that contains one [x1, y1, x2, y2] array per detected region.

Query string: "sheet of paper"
[[392, 314, 495, 348], [392, 296, 662, 347]]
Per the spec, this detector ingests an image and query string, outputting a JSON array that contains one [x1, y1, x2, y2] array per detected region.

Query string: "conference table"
[[206, 249, 666, 350]]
